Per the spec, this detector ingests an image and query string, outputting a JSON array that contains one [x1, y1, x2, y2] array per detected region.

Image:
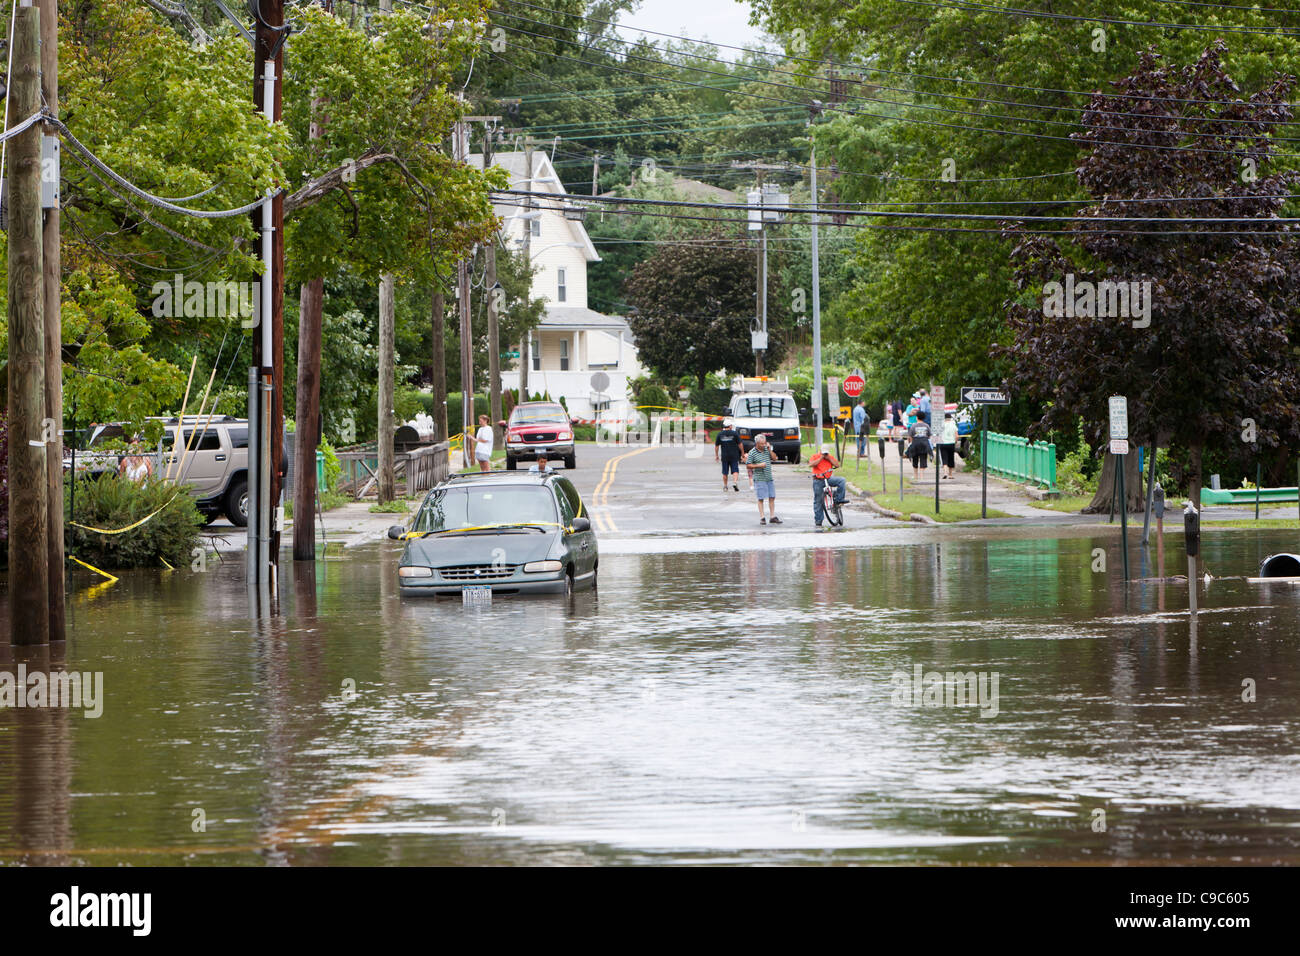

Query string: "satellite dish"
[[590, 371, 610, 391]]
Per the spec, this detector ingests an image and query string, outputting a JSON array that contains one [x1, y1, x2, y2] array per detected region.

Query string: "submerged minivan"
[[388, 471, 597, 596]]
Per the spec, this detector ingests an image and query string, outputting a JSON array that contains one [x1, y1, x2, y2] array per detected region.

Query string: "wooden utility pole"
[[591, 152, 600, 196], [518, 136, 534, 399], [40, 0, 63, 641], [431, 289, 447, 441], [292, 277, 323, 560], [377, 272, 396, 500], [293, 0, 333, 561], [251, 0, 286, 589], [8, 1, 48, 646]]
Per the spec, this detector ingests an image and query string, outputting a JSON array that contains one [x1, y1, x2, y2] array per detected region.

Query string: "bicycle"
[[822, 480, 844, 527]]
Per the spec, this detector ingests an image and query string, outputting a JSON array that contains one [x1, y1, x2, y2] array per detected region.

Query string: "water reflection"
[[0, 528, 1298, 865]]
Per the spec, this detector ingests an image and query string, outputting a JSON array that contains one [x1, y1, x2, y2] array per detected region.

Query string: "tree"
[[748, 0, 1300, 417], [624, 236, 787, 389], [998, 44, 1300, 510]]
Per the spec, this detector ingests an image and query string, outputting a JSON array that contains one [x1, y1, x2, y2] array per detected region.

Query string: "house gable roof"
[[468, 150, 599, 262]]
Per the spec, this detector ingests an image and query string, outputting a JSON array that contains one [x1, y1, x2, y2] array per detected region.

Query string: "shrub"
[[67, 474, 203, 569], [445, 392, 490, 435], [0, 415, 8, 547], [319, 439, 342, 491], [636, 383, 672, 410], [572, 424, 597, 441]]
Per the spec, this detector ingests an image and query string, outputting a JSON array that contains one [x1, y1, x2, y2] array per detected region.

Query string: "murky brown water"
[[2, 527, 1298, 865]]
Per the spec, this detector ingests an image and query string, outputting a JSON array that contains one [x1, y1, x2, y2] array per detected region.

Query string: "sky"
[[622, 0, 770, 51]]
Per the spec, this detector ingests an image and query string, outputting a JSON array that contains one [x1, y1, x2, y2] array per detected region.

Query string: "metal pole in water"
[[981, 405, 988, 519], [1185, 501, 1200, 618]]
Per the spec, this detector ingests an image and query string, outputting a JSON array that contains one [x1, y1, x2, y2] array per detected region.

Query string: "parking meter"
[[877, 436, 886, 459], [1184, 501, 1200, 557], [1152, 483, 1165, 519]]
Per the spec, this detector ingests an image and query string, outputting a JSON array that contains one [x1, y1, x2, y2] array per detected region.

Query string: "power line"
[[493, 4, 1300, 137], [491, 26, 1300, 158], [496, 0, 1300, 107]]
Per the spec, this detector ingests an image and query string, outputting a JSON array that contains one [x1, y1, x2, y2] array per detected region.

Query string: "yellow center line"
[[591, 445, 657, 533]]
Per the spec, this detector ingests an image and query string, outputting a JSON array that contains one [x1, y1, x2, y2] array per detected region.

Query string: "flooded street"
[[3, 527, 1298, 865]]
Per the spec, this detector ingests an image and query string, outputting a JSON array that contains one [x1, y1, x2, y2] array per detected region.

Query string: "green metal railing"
[[985, 432, 1057, 489]]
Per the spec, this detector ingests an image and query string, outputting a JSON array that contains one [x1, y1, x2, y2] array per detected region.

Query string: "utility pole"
[[250, 0, 285, 599], [484, 126, 503, 450], [8, 0, 47, 645], [40, 0, 63, 641], [377, 273, 396, 500], [292, 1, 333, 562], [431, 289, 447, 440], [809, 106, 824, 450], [733, 161, 791, 378], [454, 114, 473, 466], [591, 152, 600, 196], [519, 136, 534, 400]]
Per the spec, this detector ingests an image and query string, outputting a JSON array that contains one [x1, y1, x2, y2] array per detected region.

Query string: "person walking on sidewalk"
[[746, 433, 781, 525], [715, 418, 742, 492], [937, 412, 958, 479], [474, 415, 494, 472], [906, 415, 932, 480], [852, 401, 867, 457], [918, 389, 932, 426]]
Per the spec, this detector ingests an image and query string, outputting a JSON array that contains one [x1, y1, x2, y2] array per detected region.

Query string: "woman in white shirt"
[[938, 412, 959, 479], [474, 414, 495, 472]]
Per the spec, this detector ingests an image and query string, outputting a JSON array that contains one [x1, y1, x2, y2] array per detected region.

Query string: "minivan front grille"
[[438, 564, 518, 581]]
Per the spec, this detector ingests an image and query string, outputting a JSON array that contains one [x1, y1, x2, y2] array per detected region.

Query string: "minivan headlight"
[[522, 560, 563, 573], [398, 566, 433, 578]]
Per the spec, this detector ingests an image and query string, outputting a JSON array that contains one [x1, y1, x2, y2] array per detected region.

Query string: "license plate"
[[462, 585, 492, 605]]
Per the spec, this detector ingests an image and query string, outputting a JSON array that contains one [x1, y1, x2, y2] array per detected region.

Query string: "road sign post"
[[931, 385, 945, 514], [961, 386, 1009, 518], [1109, 396, 1130, 582]]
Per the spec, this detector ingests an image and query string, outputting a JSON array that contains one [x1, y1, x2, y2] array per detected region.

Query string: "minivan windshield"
[[510, 405, 569, 425], [410, 485, 559, 533], [733, 396, 796, 419]]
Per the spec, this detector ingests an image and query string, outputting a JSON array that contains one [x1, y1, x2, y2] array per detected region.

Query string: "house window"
[[531, 336, 541, 372], [557, 268, 567, 303], [529, 217, 540, 237], [559, 338, 570, 371]]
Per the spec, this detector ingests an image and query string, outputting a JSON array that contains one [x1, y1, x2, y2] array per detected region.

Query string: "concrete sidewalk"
[[201, 502, 404, 554], [836, 449, 1098, 525]]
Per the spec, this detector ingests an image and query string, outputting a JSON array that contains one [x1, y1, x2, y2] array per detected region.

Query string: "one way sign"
[[959, 386, 1010, 405]]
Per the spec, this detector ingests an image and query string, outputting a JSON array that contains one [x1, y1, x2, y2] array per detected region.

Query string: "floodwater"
[[2, 526, 1299, 865]]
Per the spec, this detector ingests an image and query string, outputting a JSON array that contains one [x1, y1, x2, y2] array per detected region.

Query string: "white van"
[[728, 376, 802, 464]]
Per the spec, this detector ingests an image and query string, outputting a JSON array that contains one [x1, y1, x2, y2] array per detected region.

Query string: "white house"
[[468, 150, 643, 420]]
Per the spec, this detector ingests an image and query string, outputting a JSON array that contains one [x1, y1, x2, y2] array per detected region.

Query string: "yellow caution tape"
[[68, 492, 180, 535], [69, 555, 119, 584], [400, 521, 566, 540], [160, 556, 175, 571]]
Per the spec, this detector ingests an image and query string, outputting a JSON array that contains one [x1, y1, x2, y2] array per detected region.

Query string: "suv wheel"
[[225, 479, 249, 527], [564, 453, 576, 470], [505, 456, 517, 471]]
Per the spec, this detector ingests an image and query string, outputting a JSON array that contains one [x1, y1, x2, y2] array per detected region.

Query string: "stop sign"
[[843, 374, 865, 397]]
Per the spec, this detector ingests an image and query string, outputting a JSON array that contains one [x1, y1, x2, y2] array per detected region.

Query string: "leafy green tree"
[[999, 45, 1300, 508], [624, 235, 787, 388]]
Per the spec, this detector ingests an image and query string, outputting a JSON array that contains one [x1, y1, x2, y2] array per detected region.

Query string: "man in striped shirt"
[[745, 433, 781, 525]]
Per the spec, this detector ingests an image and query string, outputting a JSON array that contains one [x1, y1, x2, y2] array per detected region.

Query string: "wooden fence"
[[336, 441, 450, 499]]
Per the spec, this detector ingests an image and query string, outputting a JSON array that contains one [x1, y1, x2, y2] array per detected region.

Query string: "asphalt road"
[[565, 439, 881, 537]]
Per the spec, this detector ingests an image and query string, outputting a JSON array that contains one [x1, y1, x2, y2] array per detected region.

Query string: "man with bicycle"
[[810, 444, 848, 528]]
